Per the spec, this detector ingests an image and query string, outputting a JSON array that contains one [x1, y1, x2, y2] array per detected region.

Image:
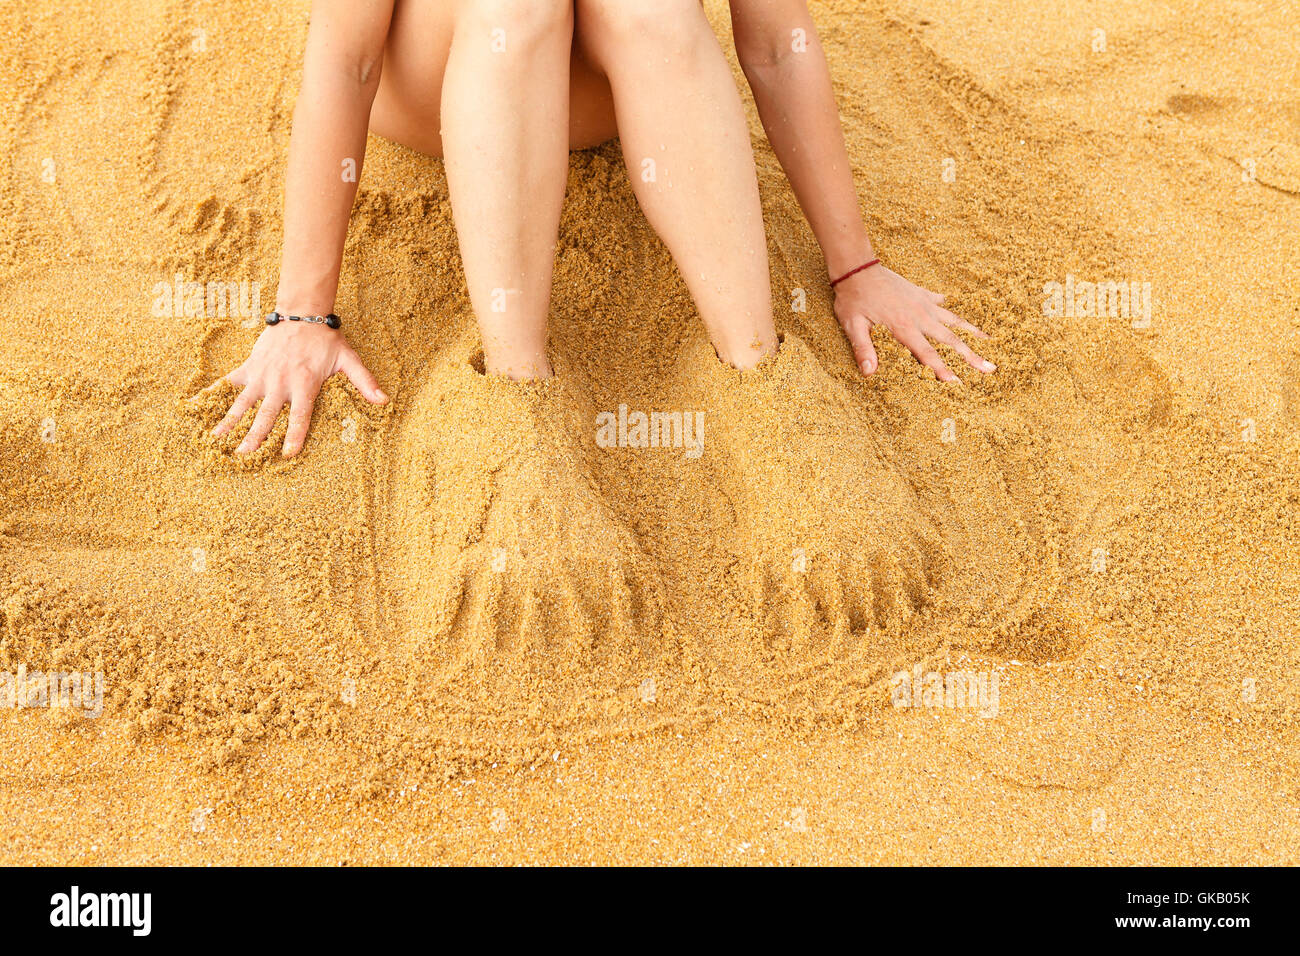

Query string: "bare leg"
[[575, 0, 777, 368], [370, 3, 617, 157], [440, 0, 574, 379]]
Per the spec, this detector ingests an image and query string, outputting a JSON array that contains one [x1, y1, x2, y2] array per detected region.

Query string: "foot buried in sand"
[[384, 350, 663, 669], [682, 334, 943, 645]]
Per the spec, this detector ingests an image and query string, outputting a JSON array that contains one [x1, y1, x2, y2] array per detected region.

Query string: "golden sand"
[[0, 0, 1296, 863]]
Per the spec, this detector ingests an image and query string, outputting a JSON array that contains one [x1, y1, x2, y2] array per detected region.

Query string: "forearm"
[[276, 2, 392, 314], [732, 2, 873, 278]]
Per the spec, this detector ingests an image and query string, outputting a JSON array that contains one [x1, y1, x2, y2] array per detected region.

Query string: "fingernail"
[[982, 361, 997, 372], [375, 389, 389, 402]]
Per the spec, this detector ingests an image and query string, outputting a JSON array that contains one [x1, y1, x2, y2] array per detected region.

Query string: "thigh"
[[369, 0, 456, 157], [370, 0, 617, 157], [567, 34, 618, 150]]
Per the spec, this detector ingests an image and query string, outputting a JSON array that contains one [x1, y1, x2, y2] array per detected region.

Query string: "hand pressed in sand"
[[207, 321, 388, 457], [833, 265, 996, 382]]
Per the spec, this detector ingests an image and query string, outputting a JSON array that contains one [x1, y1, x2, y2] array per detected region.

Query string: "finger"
[[281, 389, 317, 458], [198, 366, 247, 399], [840, 311, 879, 374], [931, 324, 997, 374], [928, 290, 945, 305], [337, 349, 388, 404], [212, 386, 259, 437], [235, 394, 286, 454], [898, 328, 957, 383], [934, 307, 989, 339]]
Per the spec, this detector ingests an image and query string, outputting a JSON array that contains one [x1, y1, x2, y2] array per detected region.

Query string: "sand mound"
[[675, 332, 943, 639], [383, 344, 664, 655], [374, 339, 671, 747]]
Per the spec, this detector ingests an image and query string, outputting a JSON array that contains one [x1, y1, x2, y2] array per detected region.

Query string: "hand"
[[832, 265, 995, 383], [207, 321, 388, 457]]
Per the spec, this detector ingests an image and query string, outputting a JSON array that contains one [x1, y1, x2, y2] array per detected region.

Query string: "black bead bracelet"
[[265, 311, 341, 330]]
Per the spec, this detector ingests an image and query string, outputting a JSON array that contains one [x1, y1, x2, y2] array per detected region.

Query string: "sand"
[[0, 0, 1296, 864]]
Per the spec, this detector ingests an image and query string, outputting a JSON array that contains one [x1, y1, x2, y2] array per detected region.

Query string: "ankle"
[[711, 331, 778, 371], [481, 348, 553, 381]]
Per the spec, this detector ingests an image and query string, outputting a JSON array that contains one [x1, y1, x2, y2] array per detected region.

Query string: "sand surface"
[[0, 0, 1296, 864]]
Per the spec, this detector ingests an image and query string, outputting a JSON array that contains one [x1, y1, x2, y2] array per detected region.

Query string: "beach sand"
[[0, 0, 1296, 864]]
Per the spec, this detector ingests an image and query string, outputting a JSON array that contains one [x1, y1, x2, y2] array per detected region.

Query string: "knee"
[[579, 0, 708, 51], [462, 0, 571, 47]]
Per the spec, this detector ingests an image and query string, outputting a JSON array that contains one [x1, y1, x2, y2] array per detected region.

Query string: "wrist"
[[824, 244, 876, 282], [274, 299, 336, 317], [274, 280, 337, 318], [266, 309, 342, 331], [830, 256, 882, 294], [820, 223, 875, 280]]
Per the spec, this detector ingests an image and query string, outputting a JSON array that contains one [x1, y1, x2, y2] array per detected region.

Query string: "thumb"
[[841, 312, 878, 374], [337, 348, 388, 404]]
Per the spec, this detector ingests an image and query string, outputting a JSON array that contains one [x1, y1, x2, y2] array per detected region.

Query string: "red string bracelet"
[[830, 258, 881, 289]]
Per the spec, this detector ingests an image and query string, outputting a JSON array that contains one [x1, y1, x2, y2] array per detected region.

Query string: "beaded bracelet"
[[265, 311, 341, 330]]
